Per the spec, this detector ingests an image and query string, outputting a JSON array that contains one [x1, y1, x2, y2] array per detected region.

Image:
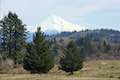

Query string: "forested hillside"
[[47, 29, 120, 61]]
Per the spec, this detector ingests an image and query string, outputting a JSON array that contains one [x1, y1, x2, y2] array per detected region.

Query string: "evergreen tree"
[[23, 27, 54, 73], [59, 41, 83, 74], [0, 12, 26, 64], [76, 37, 93, 58], [0, 16, 10, 57], [102, 40, 111, 53]]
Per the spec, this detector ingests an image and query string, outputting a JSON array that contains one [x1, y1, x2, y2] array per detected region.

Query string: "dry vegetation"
[[0, 60, 120, 80]]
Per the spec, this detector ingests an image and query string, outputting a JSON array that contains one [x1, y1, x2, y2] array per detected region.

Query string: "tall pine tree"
[[0, 12, 26, 64], [23, 27, 54, 73]]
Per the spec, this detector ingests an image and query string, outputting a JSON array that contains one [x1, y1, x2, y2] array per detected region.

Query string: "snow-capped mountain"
[[31, 15, 85, 35], [41, 15, 85, 35]]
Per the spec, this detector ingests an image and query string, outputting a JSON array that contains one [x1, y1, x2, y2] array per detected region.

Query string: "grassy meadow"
[[0, 60, 120, 80]]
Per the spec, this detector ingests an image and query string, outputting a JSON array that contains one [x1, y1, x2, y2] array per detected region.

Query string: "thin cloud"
[[73, 0, 120, 16]]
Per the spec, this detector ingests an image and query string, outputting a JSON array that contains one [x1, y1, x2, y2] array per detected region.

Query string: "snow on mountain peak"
[[31, 15, 85, 35]]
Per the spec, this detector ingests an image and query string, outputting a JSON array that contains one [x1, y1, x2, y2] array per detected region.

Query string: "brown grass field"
[[0, 60, 120, 80]]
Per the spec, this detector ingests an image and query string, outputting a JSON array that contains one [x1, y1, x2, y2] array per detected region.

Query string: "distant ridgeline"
[[46, 29, 120, 60], [48, 29, 120, 43]]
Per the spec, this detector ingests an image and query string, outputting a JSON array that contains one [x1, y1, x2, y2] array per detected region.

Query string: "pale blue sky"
[[0, 0, 120, 31]]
